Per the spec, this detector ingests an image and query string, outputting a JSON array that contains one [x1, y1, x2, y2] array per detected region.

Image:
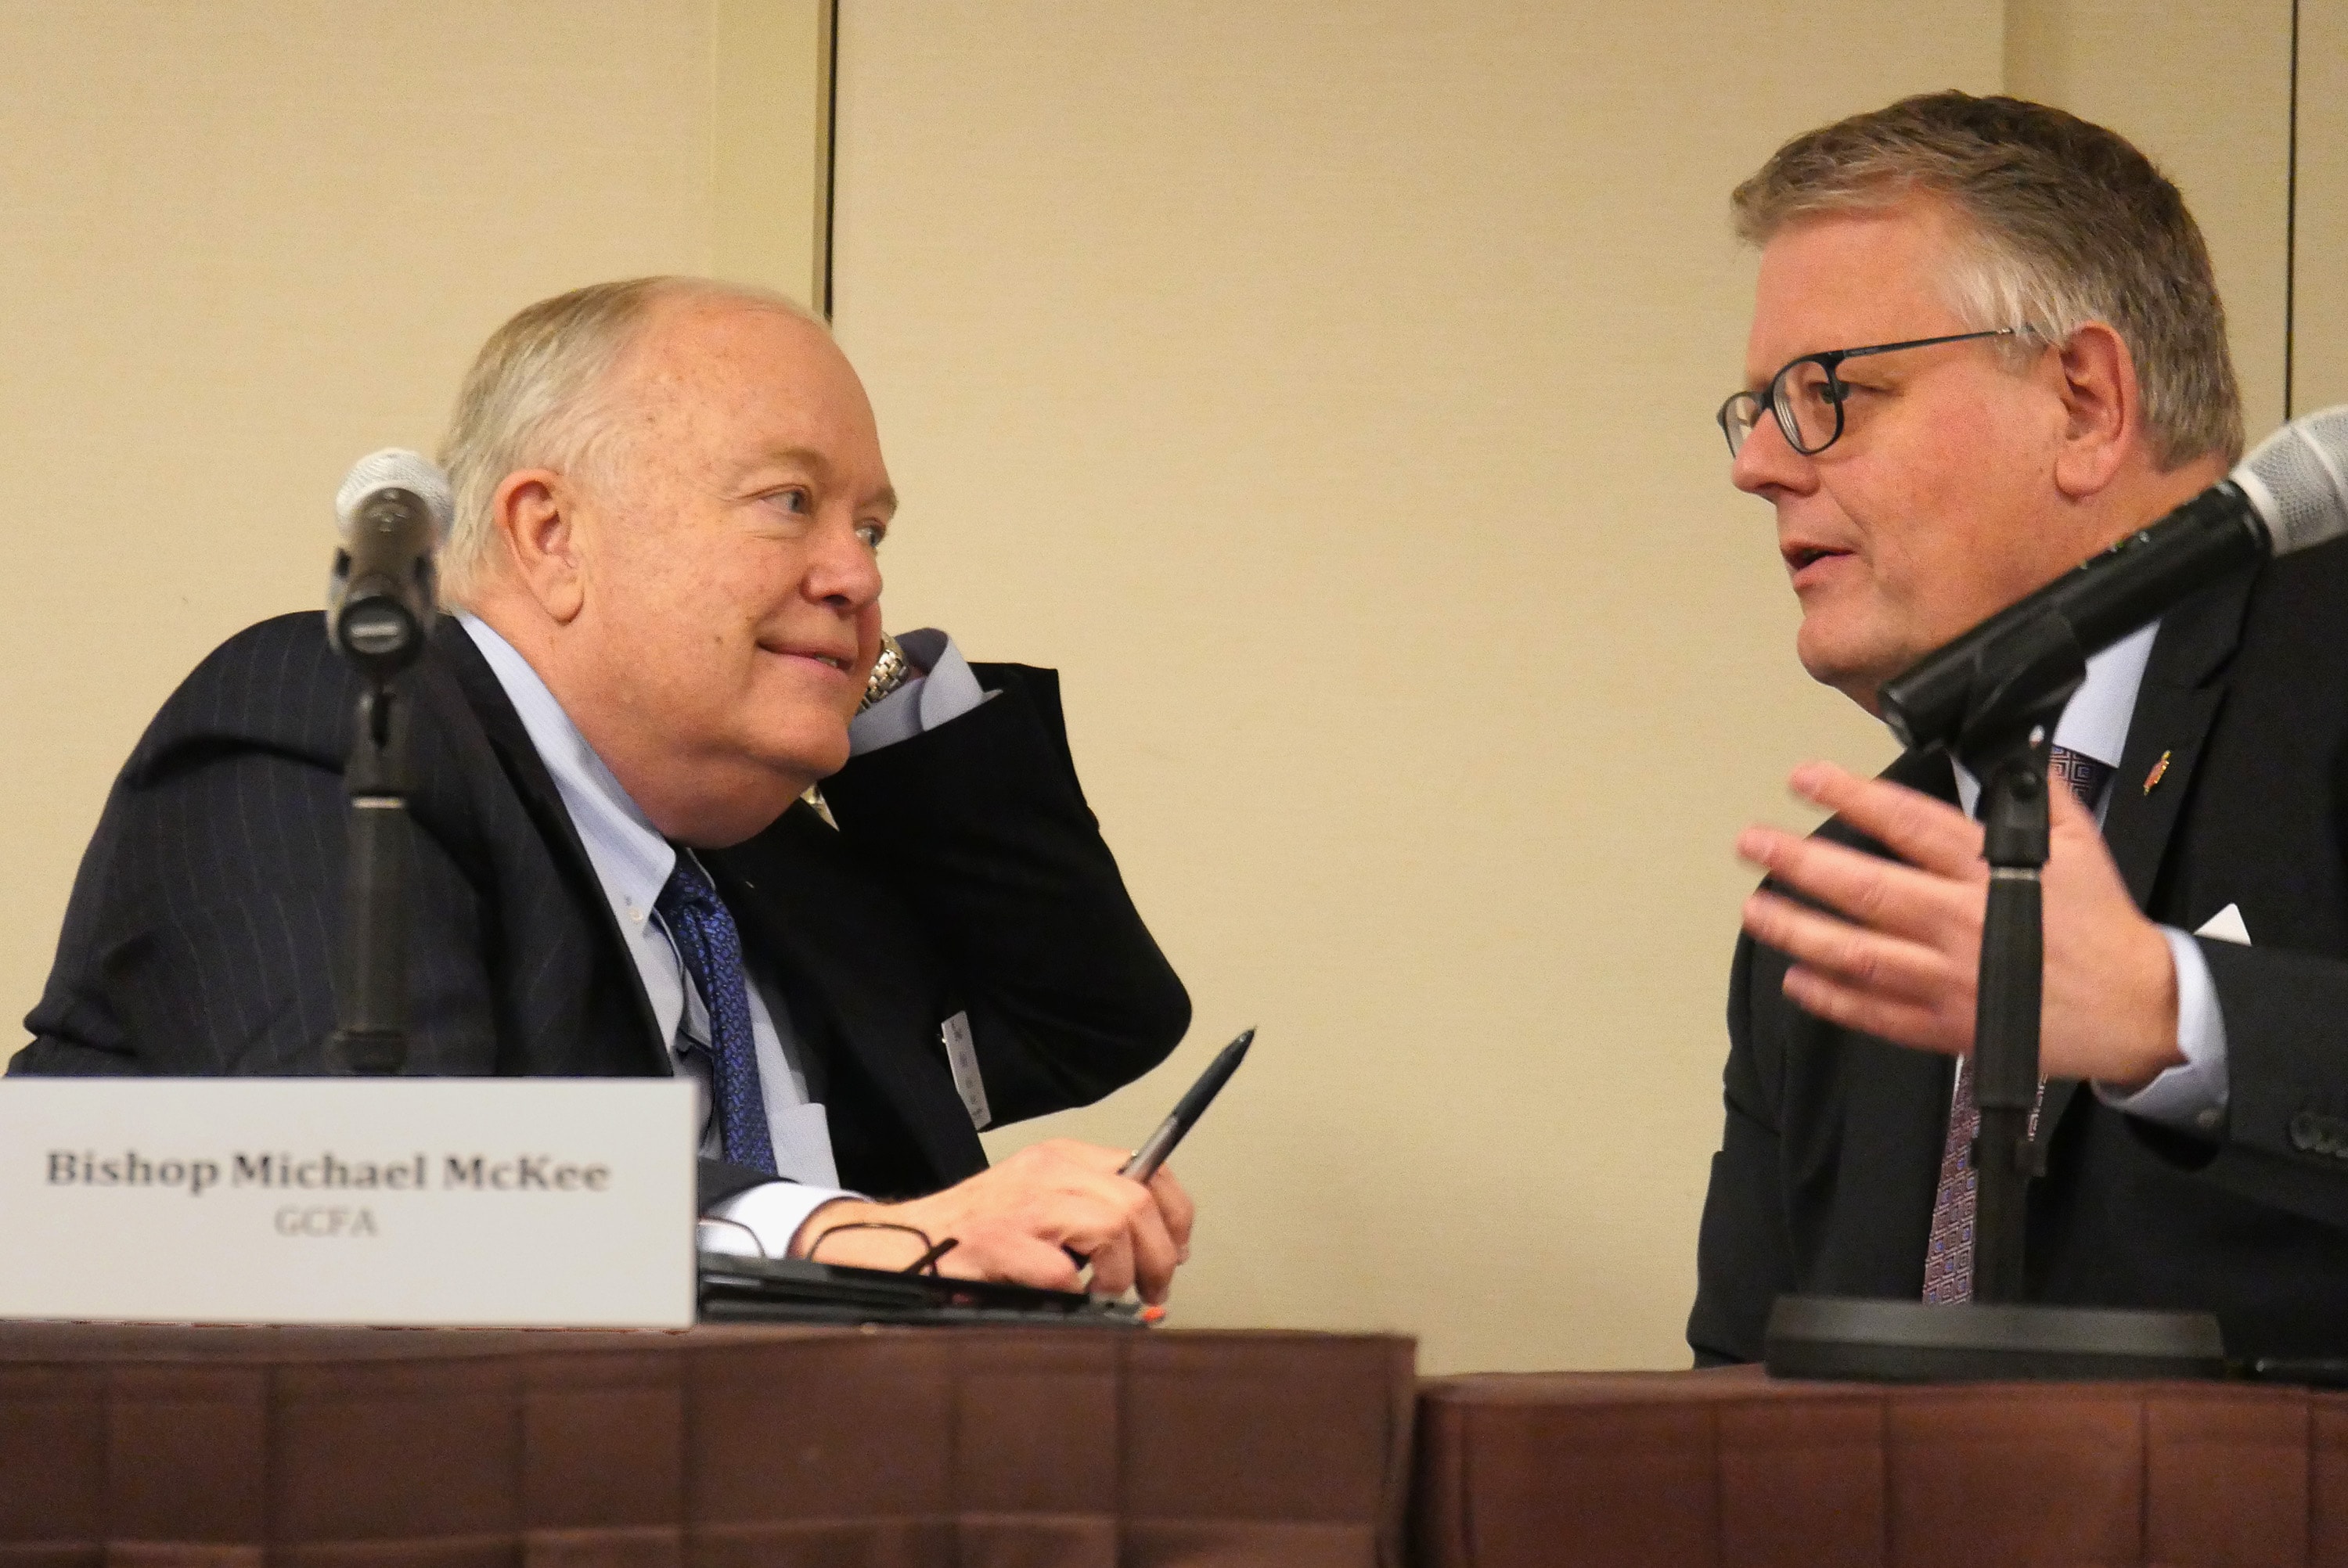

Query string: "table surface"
[[0, 1320, 1417, 1568], [23, 1327, 2332, 1568], [1413, 1365, 2348, 1568]]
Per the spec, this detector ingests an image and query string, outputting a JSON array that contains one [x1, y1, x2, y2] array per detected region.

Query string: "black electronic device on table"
[[697, 1250, 1149, 1327]]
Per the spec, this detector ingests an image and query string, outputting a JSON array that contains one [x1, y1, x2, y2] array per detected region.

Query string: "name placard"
[[0, 1078, 697, 1327]]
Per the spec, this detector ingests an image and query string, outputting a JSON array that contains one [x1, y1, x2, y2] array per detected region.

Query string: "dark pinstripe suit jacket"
[[10, 613, 1191, 1209]]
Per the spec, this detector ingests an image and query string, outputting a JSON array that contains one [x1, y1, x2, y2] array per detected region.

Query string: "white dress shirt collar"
[[1952, 618, 2158, 820], [457, 613, 676, 933]]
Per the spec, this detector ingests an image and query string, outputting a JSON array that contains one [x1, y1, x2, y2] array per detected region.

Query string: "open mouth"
[[1784, 545, 1851, 574]]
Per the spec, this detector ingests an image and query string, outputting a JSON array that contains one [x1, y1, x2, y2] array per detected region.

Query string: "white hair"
[[435, 276, 822, 606]]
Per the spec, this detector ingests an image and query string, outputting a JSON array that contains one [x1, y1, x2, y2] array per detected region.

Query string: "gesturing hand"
[[1735, 761, 2183, 1089]]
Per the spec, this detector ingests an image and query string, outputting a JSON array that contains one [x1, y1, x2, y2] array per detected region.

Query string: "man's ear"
[[493, 469, 586, 624], [2051, 322, 2139, 501]]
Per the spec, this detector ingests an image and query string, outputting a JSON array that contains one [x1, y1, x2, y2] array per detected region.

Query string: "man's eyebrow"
[[735, 444, 831, 484], [733, 446, 897, 515]]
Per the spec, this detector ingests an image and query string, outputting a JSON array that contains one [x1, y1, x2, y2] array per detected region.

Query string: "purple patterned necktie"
[[656, 854, 777, 1176], [1920, 744, 2113, 1305]]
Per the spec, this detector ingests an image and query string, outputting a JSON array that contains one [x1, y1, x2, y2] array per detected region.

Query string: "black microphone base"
[[1764, 1295, 2225, 1383], [327, 1028, 408, 1076]]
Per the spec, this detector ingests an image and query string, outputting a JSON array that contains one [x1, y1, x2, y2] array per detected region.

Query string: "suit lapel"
[[2099, 570, 2254, 907], [710, 809, 986, 1185], [432, 620, 670, 1073], [2039, 568, 2253, 1138], [436, 620, 581, 840]]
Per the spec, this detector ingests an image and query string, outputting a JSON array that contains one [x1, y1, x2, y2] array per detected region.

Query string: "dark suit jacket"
[[1691, 538, 2348, 1363], [11, 613, 1192, 1210]]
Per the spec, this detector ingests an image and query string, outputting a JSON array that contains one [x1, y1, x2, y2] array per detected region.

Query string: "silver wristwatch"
[[859, 632, 917, 712]]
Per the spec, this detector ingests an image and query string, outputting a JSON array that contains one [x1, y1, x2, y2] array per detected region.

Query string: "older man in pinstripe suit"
[[14, 277, 1197, 1304]]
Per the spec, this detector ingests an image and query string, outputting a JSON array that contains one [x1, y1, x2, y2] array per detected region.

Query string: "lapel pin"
[[2143, 750, 2171, 795]]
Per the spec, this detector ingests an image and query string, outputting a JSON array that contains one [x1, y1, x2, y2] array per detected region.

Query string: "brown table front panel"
[[0, 1322, 1413, 1568], [1413, 1367, 2348, 1568]]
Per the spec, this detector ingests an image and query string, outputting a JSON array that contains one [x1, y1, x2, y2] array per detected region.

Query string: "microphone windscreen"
[[2234, 406, 2348, 556], [335, 449, 453, 545]]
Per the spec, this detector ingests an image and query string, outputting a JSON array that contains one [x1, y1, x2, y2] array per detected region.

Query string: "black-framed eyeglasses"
[[1716, 328, 2029, 459], [808, 1221, 961, 1275]]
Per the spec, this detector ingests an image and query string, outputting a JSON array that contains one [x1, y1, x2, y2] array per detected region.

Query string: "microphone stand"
[[317, 462, 445, 1077], [326, 677, 415, 1076], [1763, 614, 2226, 1379], [1951, 617, 2080, 1304]]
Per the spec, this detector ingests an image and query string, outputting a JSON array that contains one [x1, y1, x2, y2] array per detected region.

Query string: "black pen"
[[1062, 1027, 1254, 1275], [1119, 1027, 1254, 1181]]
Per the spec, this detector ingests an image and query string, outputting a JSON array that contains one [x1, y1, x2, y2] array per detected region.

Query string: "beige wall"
[[828, 2, 1990, 1372], [2006, 0, 2296, 437], [2, 2, 2317, 1374], [830, 3, 2315, 1372], [2296, 0, 2348, 414], [713, 0, 834, 308]]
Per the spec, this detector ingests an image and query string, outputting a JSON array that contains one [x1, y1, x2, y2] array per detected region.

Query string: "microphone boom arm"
[[1881, 484, 2268, 751]]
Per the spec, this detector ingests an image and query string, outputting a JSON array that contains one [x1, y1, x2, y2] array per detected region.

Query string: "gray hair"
[[1731, 92, 2243, 468], [436, 276, 819, 605]]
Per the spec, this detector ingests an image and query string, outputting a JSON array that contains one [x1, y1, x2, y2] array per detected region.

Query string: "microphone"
[[326, 448, 452, 681], [1882, 406, 2348, 750]]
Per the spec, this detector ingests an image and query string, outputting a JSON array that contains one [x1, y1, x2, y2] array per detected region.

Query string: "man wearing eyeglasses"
[[1688, 92, 2348, 1363]]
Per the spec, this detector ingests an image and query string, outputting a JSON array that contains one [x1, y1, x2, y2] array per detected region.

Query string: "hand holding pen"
[[1062, 1027, 1255, 1286], [792, 1027, 1251, 1304]]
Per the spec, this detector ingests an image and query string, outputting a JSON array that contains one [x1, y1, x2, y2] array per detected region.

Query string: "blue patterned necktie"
[[1921, 744, 2114, 1304], [656, 854, 776, 1176]]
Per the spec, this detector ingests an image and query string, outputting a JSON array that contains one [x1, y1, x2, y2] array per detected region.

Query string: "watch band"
[[859, 632, 917, 713]]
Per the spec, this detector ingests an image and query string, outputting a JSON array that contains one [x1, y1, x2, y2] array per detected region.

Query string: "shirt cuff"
[[2095, 926, 2230, 1135], [846, 630, 992, 756], [699, 1179, 858, 1259]]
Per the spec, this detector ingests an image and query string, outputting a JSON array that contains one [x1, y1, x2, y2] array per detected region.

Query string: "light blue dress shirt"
[[1946, 620, 2229, 1133], [459, 616, 988, 1256]]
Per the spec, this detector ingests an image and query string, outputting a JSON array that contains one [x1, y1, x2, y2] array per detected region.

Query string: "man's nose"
[[807, 514, 884, 610], [1730, 405, 1813, 498]]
